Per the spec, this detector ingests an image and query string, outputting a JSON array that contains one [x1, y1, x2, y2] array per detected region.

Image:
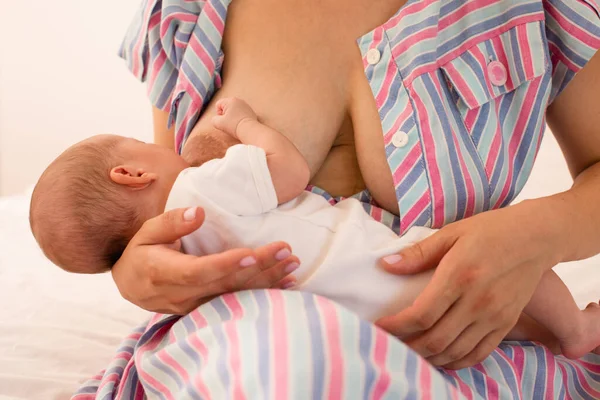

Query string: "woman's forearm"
[[152, 106, 176, 150], [518, 160, 600, 265]]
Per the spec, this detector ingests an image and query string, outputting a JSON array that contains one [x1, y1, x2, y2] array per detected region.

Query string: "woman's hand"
[[376, 200, 562, 369], [112, 206, 299, 314]]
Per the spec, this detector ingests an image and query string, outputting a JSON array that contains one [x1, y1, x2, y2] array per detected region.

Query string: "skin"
[[115, 0, 600, 368]]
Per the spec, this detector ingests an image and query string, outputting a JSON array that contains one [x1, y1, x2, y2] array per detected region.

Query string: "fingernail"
[[240, 256, 256, 267], [282, 281, 296, 289], [284, 262, 300, 274], [183, 207, 197, 221], [383, 254, 403, 265], [275, 248, 291, 261]]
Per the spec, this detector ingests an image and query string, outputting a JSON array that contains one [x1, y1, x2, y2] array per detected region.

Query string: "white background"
[[0, 1, 153, 196]]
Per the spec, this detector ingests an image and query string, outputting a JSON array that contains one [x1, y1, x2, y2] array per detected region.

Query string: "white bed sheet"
[[0, 191, 149, 399], [0, 134, 598, 400]]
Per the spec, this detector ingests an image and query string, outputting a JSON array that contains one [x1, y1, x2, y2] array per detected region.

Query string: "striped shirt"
[[91, 2, 600, 399], [119, 0, 600, 235]]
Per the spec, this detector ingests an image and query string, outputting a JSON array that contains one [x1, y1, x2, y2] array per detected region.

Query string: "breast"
[[204, 0, 405, 212]]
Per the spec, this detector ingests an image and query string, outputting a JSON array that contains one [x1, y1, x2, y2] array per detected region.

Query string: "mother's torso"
[[179, 0, 554, 234], [189, 0, 406, 215]]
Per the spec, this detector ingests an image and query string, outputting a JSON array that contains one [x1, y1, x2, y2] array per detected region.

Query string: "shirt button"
[[487, 60, 508, 86], [366, 49, 381, 65], [392, 131, 409, 148]]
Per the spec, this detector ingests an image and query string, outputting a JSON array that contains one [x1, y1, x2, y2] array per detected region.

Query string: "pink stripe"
[[495, 349, 524, 397], [576, 359, 600, 374], [393, 144, 422, 182], [405, 14, 544, 85], [116, 358, 143, 398], [439, 0, 501, 30], [316, 296, 344, 399], [463, 107, 480, 133], [410, 87, 445, 227], [419, 359, 433, 400], [493, 77, 542, 207], [474, 364, 499, 398], [371, 329, 391, 398], [443, 62, 479, 109], [517, 24, 535, 79], [188, 334, 211, 398], [490, 35, 514, 90], [375, 53, 398, 109], [160, 12, 198, 37], [556, 361, 571, 399], [484, 98, 504, 183], [203, 1, 225, 33], [157, 351, 190, 386], [131, 2, 155, 78], [135, 323, 177, 399], [513, 346, 526, 378], [547, 41, 581, 72], [223, 294, 247, 400], [384, 0, 438, 30], [471, 45, 495, 96], [384, 105, 413, 144], [270, 290, 290, 399], [391, 26, 439, 60], [442, 369, 474, 399], [401, 191, 431, 232], [371, 205, 383, 223], [546, 1, 600, 49], [544, 347, 556, 400], [569, 361, 600, 398]]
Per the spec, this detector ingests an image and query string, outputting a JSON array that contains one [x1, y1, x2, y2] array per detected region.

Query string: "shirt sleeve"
[[544, 0, 600, 102], [118, 0, 224, 152], [179, 145, 278, 216]]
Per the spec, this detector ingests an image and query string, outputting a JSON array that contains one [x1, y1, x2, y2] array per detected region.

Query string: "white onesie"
[[165, 144, 435, 321]]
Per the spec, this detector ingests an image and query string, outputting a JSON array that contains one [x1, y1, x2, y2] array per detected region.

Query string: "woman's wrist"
[[511, 196, 569, 270]]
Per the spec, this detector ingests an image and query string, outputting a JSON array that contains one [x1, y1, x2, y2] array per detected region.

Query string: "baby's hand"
[[212, 97, 258, 138]]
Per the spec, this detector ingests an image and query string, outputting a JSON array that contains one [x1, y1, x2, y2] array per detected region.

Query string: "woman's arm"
[[152, 106, 176, 150], [111, 107, 301, 314], [375, 51, 600, 369]]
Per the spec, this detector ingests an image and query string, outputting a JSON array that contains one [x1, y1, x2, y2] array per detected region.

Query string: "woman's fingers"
[[133, 207, 206, 246], [380, 230, 456, 275], [150, 247, 257, 286], [403, 299, 473, 358], [244, 257, 300, 289], [376, 260, 460, 338], [443, 329, 508, 369]]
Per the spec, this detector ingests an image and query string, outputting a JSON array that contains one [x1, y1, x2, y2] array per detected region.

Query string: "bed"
[[2, 135, 600, 399]]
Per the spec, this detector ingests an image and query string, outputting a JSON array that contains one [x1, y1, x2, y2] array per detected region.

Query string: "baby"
[[30, 97, 600, 359]]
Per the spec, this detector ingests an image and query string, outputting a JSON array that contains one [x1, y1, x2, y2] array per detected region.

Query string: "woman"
[[78, 0, 600, 397]]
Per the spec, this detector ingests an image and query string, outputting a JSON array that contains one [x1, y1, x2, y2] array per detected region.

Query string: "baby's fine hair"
[[30, 135, 140, 273]]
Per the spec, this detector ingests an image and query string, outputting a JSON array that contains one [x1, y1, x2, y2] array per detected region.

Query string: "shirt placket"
[[357, 27, 433, 234]]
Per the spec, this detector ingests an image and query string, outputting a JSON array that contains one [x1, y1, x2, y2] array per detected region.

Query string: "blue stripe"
[[302, 292, 326, 399], [422, 74, 468, 219], [210, 297, 232, 392], [254, 290, 272, 397], [358, 320, 376, 397], [437, 3, 544, 55]]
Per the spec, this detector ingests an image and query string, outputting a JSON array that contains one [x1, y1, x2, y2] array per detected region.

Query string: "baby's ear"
[[110, 165, 157, 190]]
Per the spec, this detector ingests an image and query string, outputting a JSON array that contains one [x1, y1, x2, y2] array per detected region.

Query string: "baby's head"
[[30, 134, 188, 273]]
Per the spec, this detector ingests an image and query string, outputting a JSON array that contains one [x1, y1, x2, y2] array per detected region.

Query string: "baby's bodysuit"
[[165, 144, 434, 321]]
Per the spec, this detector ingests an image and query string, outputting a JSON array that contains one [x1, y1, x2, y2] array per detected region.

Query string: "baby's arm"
[[212, 97, 310, 204]]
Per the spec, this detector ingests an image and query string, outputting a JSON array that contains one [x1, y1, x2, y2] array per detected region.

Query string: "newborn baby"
[[30, 97, 600, 359]]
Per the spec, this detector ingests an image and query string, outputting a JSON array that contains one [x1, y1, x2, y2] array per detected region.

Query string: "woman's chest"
[[214, 0, 553, 232]]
